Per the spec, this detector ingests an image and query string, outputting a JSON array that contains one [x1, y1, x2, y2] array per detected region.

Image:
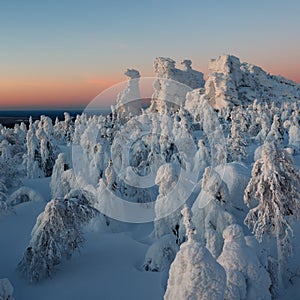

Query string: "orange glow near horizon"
[[0, 76, 124, 109], [0, 67, 299, 109]]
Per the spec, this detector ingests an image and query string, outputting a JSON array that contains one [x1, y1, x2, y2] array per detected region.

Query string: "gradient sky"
[[1, 0, 300, 109]]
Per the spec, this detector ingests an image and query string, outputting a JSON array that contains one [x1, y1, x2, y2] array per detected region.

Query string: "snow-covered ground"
[[0, 187, 165, 299]]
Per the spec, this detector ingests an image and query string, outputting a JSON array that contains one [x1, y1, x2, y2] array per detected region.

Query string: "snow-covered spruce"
[[0, 180, 11, 215], [50, 152, 76, 199], [226, 108, 248, 162], [164, 206, 226, 300], [17, 197, 98, 283], [191, 167, 235, 258], [244, 141, 300, 289], [0, 131, 24, 187], [24, 115, 58, 178], [153, 163, 182, 240], [217, 224, 271, 300], [54, 112, 74, 144]]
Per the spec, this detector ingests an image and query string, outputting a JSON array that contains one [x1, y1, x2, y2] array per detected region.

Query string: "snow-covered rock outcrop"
[[191, 54, 300, 110], [150, 57, 205, 112], [115, 68, 142, 118]]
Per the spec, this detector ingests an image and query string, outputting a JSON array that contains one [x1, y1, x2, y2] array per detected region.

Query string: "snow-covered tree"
[[285, 114, 300, 153], [36, 116, 56, 177], [54, 112, 74, 144], [217, 224, 271, 300], [50, 153, 72, 198], [153, 163, 181, 239], [227, 118, 247, 162], [266, 115, 284, 143], [17, 197, 98, 282], [191, 167, 235, 258], [164, 206, 226, 300], [193, 139, 210, 179], [0, 180, 11, 215], [0, 134, 24, 187], [24, 119, 43, 179], [244, 141, 300, 288]]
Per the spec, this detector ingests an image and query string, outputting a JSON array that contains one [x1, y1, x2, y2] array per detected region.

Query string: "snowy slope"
[[0, 200, 165, 300]]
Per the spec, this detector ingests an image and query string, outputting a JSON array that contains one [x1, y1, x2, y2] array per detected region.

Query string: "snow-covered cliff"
[[201, 54, 300, 110], [149, 57, 205, 113]]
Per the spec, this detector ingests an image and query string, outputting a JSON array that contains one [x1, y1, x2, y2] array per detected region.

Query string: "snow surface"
[[0, 198, 165, 300]]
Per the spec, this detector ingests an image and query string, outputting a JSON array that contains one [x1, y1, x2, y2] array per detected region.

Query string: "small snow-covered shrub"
[[7, 187, 43, 206], [0, 278, 14, 300], [143, 234, 179, 272]]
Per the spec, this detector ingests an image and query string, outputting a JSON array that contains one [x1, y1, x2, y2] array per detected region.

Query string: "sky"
[[0, 0, 300, 109]]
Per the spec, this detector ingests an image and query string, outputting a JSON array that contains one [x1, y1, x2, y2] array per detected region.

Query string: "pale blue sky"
[[0, 0, 299, 108]]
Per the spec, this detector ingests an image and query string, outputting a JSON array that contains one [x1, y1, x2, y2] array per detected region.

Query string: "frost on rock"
[[0, 278, 14, 300], [217, 224, 271, 300], [143, 234, 179, 272], [201, 54, 300, 110], [17, 197, 98, 282], [115, 68, 142, 119], [149, 57, 204, 113], [164, 206, 226, 300], [204, 55, 242, 109]]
